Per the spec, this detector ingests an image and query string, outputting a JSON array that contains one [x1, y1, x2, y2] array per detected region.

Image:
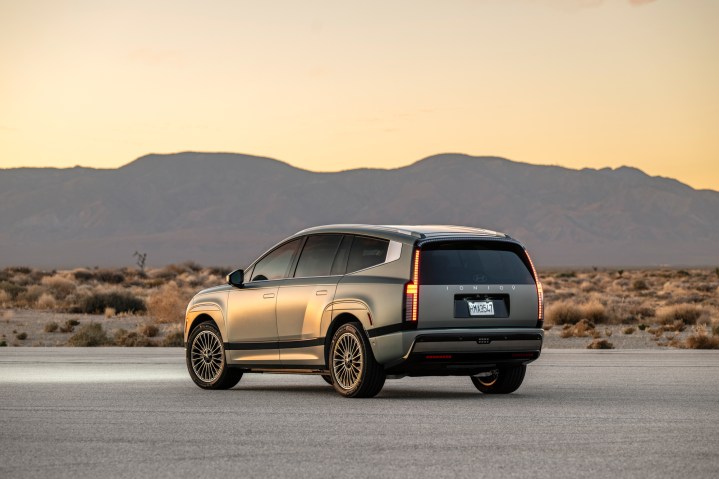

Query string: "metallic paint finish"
[[184, 225, 544, 376]]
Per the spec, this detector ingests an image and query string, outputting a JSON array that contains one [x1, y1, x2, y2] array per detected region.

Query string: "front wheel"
[[471, 365, 526, 394], [330, 323, 385, 398], [186, 322, 243, 389]]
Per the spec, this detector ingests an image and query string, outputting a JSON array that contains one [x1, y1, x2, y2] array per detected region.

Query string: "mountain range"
[[1, 152, 717, 268]]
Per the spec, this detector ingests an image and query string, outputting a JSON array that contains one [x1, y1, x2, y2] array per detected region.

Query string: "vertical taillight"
[[525, 250, 544, 324], [404, 249, 420, 323]]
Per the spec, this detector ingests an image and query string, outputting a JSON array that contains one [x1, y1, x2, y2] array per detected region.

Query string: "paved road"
[[1, 348, 717, 478]]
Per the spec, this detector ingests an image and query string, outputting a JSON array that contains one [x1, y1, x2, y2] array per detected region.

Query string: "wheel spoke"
[[191, 330, 224, 382]]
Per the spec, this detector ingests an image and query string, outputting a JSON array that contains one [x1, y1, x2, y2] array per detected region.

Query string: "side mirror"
[[226, 269, 244, 288]]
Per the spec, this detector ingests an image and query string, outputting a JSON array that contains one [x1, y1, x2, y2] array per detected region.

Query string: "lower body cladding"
[[370, 328, 543, 376]]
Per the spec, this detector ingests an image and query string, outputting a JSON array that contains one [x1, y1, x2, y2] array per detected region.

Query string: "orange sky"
[[1, 0, 717, 190]]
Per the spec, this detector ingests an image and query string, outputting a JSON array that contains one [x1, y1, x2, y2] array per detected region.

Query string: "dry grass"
[[656, 305, 705, 326], [559, 319, 598, 338], [139, 324, 159, 338], [547, 300, 609, 325], [622, 326, 636, 335], [147, 282, 188, 324]]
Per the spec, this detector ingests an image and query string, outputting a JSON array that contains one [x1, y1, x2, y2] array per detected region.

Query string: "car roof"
[[294, 224, 508, 242]]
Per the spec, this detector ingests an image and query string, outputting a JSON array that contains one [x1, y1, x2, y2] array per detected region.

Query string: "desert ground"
[[0, 264, 717, 349]]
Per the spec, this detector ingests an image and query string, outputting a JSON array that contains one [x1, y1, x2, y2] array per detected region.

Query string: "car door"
[[275, 234, 344, 366], [226, 238, 302, 365]]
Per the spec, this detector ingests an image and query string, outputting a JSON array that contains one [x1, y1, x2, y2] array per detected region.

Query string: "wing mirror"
[[226, 269, 244, 288]]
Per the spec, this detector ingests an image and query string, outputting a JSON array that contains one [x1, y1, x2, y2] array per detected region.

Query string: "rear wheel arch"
[[324, 312, 365, 368]]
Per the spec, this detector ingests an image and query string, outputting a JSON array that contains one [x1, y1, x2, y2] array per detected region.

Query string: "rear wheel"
[[330, 323, 385, 398], [186, 322, 243, 389], [471, 365, 526, 394]]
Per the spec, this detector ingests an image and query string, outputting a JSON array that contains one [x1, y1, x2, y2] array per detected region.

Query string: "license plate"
[[467, 300, 494, 316]]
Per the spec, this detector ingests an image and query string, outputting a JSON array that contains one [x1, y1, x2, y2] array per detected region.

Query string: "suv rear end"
[[380, 234, 544, 393]]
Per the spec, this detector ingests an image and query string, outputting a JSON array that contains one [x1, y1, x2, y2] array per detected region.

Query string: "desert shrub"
[[632, 279, 649, 291], [0, 290, 9, 305], [0, 281, 26, 300], [7, 266, 31, 275], [72, 269, 95, 282], [95, 270, 125, 284], [36, 293, 57, 310], [547, 300, 609, 325], [40, 275, 76, 299], [684, 334, 719, 349], [78, 292, 145, 314], [162, 331, 184, 347], [139, 324, 159, 338], [44, 321, 59, 333], [630, 305, 655, 318], [16, 332, 27, 340], [104, 307, 116, 318], [638, 323, 647, 331], [113, 329, 154, 347], [623, 326, 636, 335], [657, 305, 704, 326], [147, 282, 186, 324], [59, 319, 81, 333], [0, 340, 6, 347], [587, 339, 614, 349], [68, 323, 108, 346], [662, 320, 686, 333], [559, 319, 596, 338]]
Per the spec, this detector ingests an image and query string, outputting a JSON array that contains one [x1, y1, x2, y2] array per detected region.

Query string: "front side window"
[[251, 239, 301, 281], [294, 235, 343, 278], [346, 236, 389, 273]]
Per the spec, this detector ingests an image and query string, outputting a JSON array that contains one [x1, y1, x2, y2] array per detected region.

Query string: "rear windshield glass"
[[420, 241, 534, 285]]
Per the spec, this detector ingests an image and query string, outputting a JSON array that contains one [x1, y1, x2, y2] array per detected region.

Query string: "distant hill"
[[1, 152, 718, 268]]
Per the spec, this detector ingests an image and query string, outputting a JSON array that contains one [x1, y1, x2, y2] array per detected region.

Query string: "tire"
[[329, 323, 386, 398], [186, 322, 243, 390], [321, 374, 333, 385], [471, 365, 526, 394]]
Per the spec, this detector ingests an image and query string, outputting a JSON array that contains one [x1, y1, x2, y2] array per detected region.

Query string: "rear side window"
[[420, 241, 534, 285], [294, 235, 342, 278], [251, 239, 301, 281], [346, 236, 389, 273]]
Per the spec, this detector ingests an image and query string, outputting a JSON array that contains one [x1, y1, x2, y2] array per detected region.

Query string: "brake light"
[[404, 249, 421, 323], [525, 250, 544, 323]]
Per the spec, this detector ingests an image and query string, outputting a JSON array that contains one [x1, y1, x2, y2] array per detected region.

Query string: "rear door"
[[276, 234, 343, 365], [417, 240, 539, 329]]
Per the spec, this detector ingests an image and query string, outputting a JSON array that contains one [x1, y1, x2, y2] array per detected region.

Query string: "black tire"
[[471, 365, 526, 394], [329, 323, 386, 398], [186, 322, 243, 390], [321, 374, 333, 385]]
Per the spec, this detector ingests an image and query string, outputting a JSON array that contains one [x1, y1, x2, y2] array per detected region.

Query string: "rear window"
[[420, 241, 534, 285], [346, 236, 389, 273]]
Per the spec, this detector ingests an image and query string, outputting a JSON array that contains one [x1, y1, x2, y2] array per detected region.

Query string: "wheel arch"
[[323, 311, 371, 369], [185, 310, 224, 343]]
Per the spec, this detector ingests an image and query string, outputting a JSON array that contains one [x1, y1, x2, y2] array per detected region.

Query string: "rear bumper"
[[370, 328, 543, 376]]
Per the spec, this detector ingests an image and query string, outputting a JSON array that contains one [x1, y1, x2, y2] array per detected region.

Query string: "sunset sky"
[[1, 0, 717, 190]]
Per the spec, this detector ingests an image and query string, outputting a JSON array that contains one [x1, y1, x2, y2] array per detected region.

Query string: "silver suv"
[[184, 225, 544, 398]]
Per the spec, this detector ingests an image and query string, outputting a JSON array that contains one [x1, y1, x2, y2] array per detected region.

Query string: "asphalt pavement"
[[1, 348, 717, 478]]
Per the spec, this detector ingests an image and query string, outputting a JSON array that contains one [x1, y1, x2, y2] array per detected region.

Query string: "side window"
[[251, 239, 301, 281], [294, 235, 342, 278], [330, 235, 353, 276], [346, 236, 389, 273]]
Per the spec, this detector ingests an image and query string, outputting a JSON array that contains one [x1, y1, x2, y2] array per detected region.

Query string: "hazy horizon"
[[2, 0, 718, 190]]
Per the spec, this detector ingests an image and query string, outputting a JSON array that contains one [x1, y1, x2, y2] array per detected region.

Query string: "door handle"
[[263, 293, 275, 299], [315, 290, 328, 296]]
